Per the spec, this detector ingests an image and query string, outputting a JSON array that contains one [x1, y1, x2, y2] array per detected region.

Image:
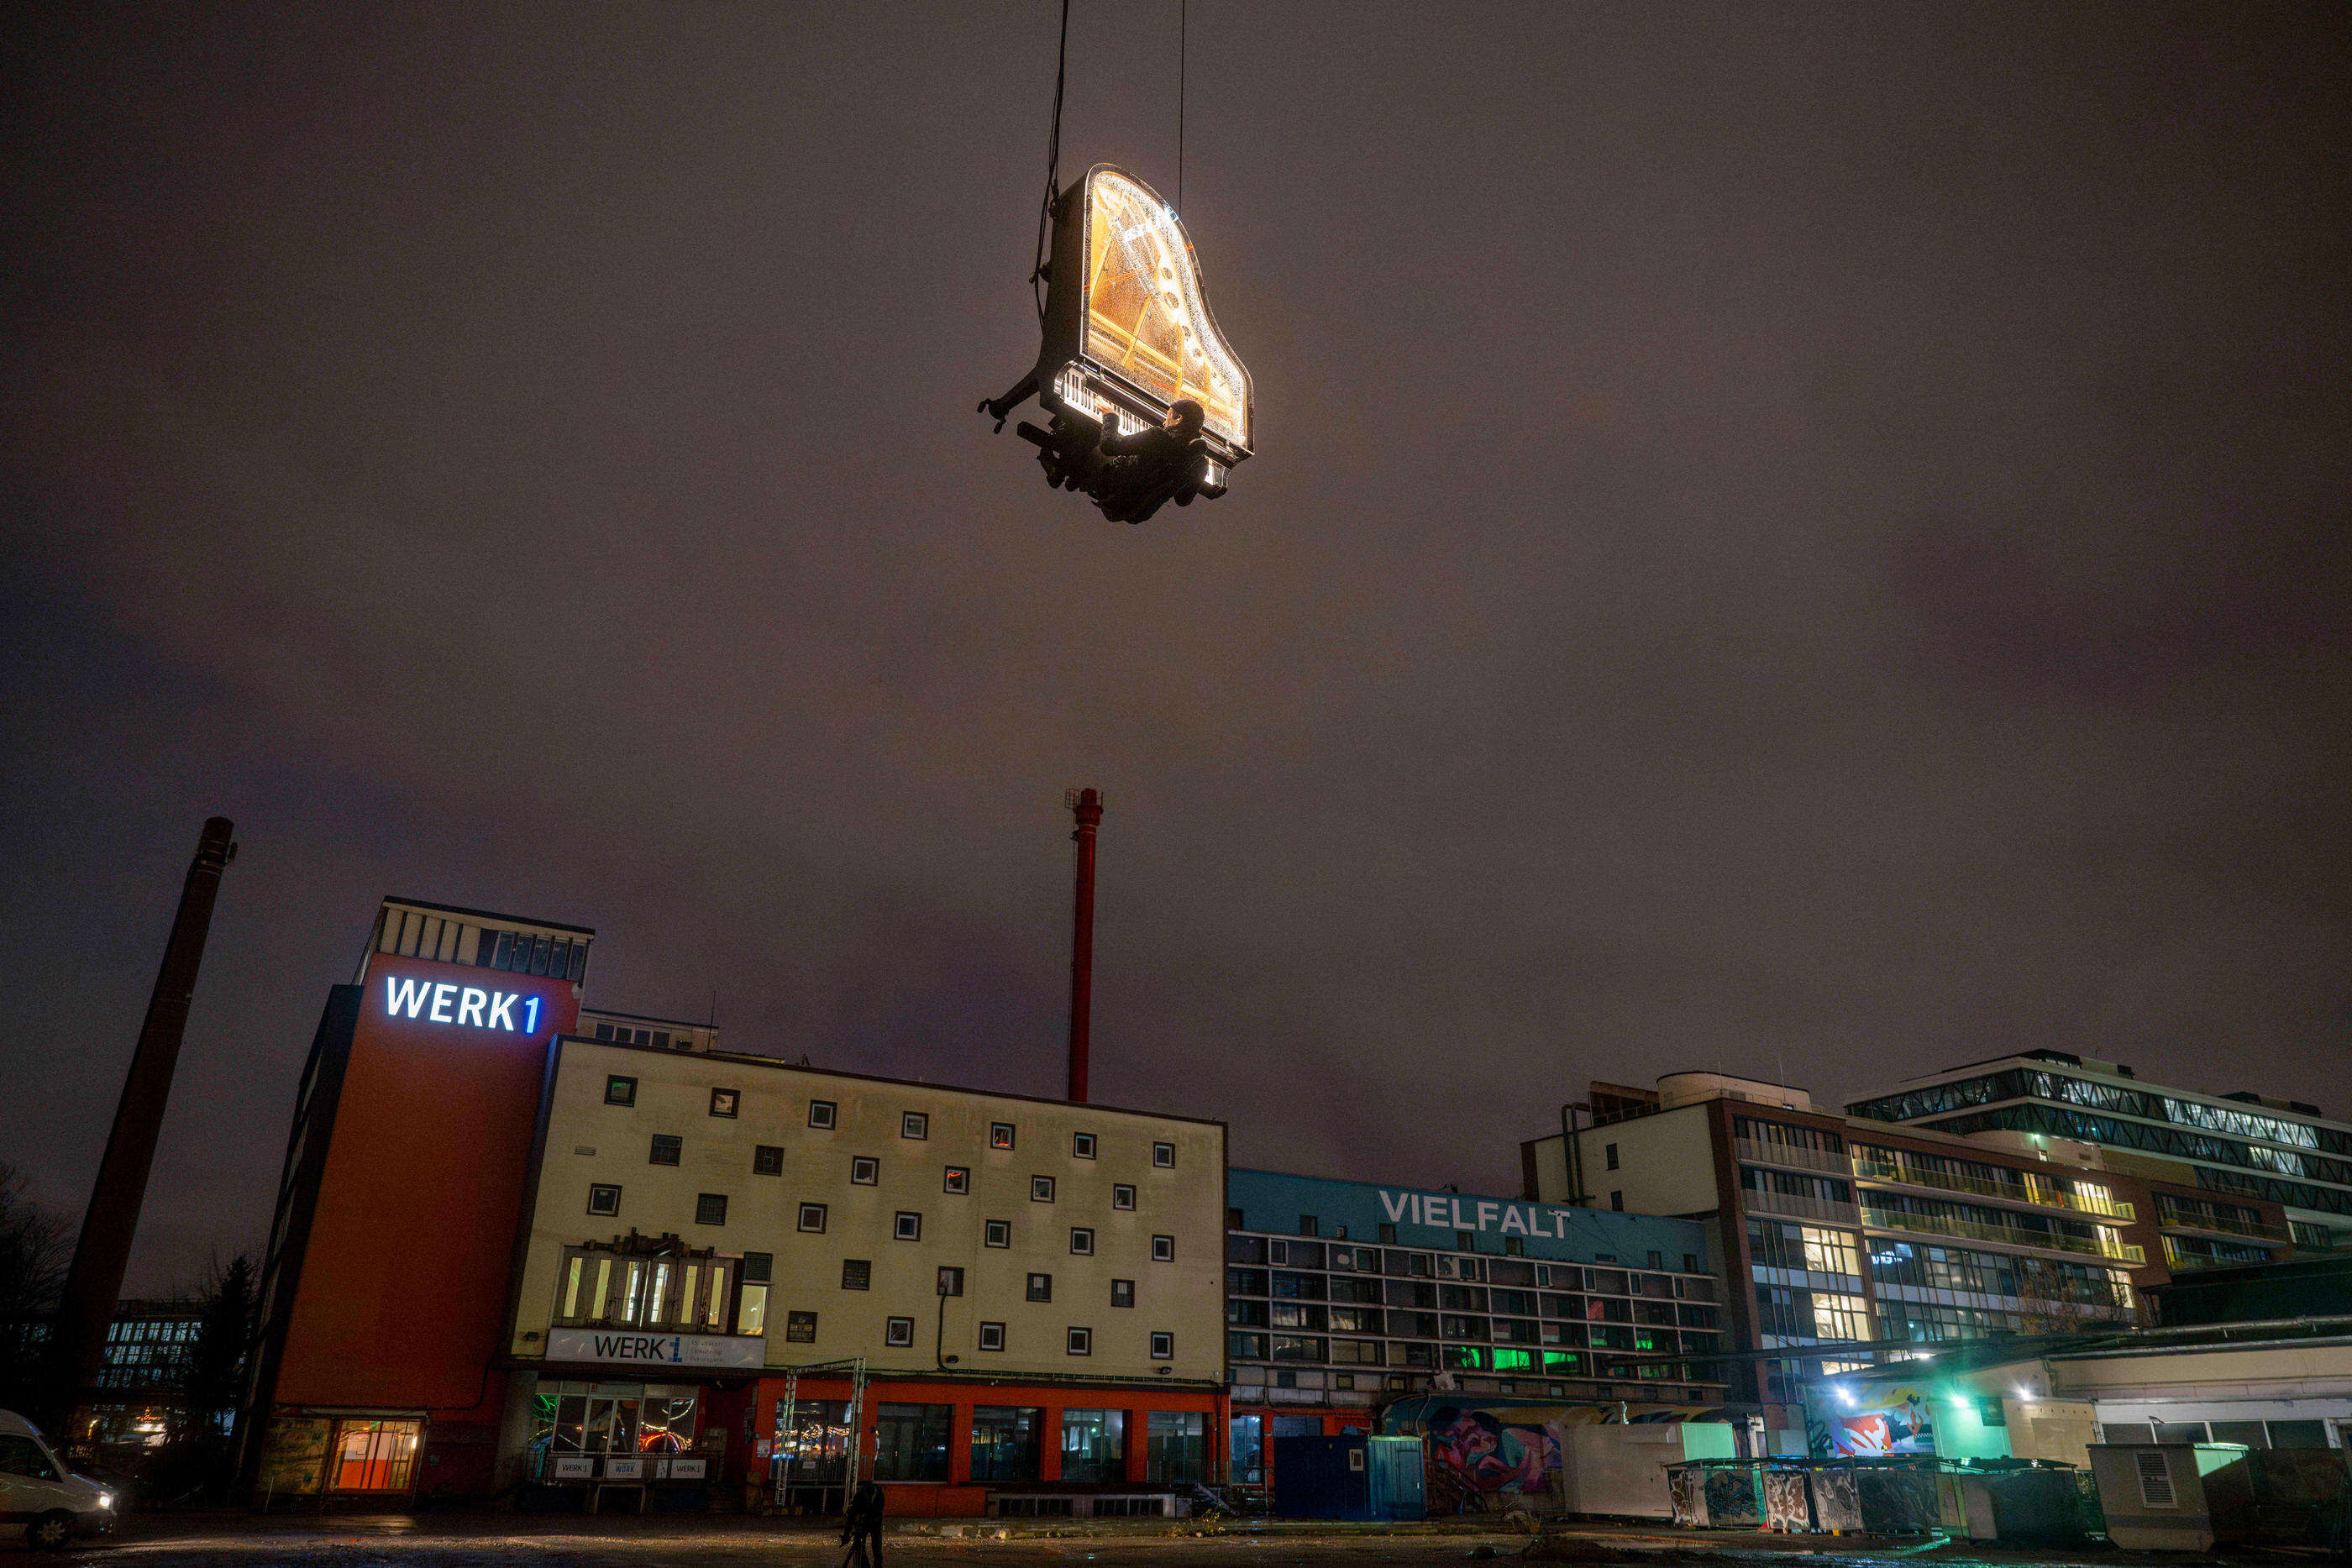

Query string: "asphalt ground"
[[21, 1516, 2241, 1568]]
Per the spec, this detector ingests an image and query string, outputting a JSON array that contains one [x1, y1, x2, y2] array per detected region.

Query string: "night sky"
[[4, 4, 2347, 1294]]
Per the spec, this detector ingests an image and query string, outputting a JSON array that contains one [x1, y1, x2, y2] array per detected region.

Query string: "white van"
[[0, 1411, 114, 1550]]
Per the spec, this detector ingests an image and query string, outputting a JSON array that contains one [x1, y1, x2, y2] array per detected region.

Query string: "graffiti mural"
[[1382, 1398, 1739, 1509]]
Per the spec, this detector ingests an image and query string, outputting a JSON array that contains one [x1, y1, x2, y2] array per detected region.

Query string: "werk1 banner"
[[545, 1328, 766, 1369]]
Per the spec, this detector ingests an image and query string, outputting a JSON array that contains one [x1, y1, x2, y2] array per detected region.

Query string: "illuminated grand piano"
[[981, 165, 1253, 524]]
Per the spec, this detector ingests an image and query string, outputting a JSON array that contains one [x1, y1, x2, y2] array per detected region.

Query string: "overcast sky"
[[4, 3, 2346, 1293]]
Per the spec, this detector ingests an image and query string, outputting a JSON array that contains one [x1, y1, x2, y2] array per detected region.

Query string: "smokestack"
[[52, 816, 237, 1418], [1064, 789, 1102, 1104]]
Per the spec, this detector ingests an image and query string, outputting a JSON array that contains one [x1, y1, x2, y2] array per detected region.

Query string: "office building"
[[1847, 1050, 2343, 1261]]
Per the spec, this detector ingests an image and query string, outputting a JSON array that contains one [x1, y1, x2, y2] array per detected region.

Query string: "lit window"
[[842, 1260, 871, 1291], [895, 1211, 922, 1241], [696, 1193, 727, 1226], [587, 1184, 621, 1217], [1032, 1176, 1056, 1203], [942, 1166, 970, 1194], [990, 1123, 1016, 1151], [902, 1111, 928, 1141], [852, 1157, 879, 1186], [1027, 1273, 1053, 1303], [1071, 1228, 1095, 1256], [1066, 1326, 1092, 1356], [709, 1088, 739, 1119], [1152, 1142, 1175, 1169], [1152, 1235, 1174, 1262], [808, 1100, 837, 1130], [1113, 1184, 1137, 1211], [1073, 1132, 1096, 1159], [605, 1076, 636, 1107], [885, 1316, 916, 1348], [979, 1321, 1005, 1352], [1151, 1331, 1173, 1360], [985, 1219, 1011, 1248], [798, 1204, 827, 1233]]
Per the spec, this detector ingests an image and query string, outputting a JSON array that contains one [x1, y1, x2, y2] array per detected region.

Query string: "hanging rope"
[[1033, 0, 1073, 323], [1178, 0, 1187, 212]]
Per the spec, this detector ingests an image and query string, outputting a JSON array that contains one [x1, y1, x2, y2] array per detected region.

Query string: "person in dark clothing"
[[841, 1479, 885, 1568]]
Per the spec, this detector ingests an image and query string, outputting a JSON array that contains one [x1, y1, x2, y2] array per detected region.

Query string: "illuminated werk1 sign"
[[544, 1328, 764, 1369], [1379, 1189, 1583, 1240], [383, 976, 547, 1036]]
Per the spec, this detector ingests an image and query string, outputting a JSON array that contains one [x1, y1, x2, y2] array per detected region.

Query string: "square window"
[[979, 1321, 1005, 1352], [894, 1211, 922, 1241], [710, 1088, 739, 1118], [937, 1266, 964, 1297], [649, 1135, 681, 1166], [985, 1219, 1012, 1248], [902, 1111, 928, 1140], [587, 1183, 621, 1217], [1152, 1141, 1175, 1168], [1152, 1234, 1175, 1262], [1150, 1331, 1174, 1360], [851, 1156, 879, 1185], [990, 1123, 1016, 1151], [1070, 1228, 1095, 1256], [1026, 1273, 1053, 1303], [785, 1311, 816, 1344], [696, 1193, 728, 1226], [885, 1316, 916, 1348], [842, 1259, 871, 1290], [605, 1076, 637, 1107], [943, 1166, 970, 1194], [1111, 1279, 1135, 1308], [1073, 1131, 1097, 1159], [1032, 1176, 1056, 1203], [1112, 1183, 1137, 1210], [799, 1203, 828, 1233], [808, 1100, 837, 1130], [753, 1144, 784, 1176], [1066, 1326, 1091, 1356]]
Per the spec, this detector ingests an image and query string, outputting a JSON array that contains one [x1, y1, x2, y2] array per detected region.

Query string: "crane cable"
[[1178, 0, 1186, 212], [1033, 0, 1072, 323]]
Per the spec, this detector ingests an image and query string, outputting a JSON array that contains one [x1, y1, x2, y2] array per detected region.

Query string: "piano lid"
[[1068, 166, 1252, 455]]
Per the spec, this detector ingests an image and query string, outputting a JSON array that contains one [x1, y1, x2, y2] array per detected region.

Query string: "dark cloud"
[[3, 3, 2346, 1290]]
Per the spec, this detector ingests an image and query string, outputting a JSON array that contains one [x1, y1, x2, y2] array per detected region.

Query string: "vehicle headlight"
[[98, 1492, 113, 1508]]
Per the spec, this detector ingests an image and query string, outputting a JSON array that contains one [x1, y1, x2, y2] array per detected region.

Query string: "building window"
[[1605, 1143, 1620, 1171], [985, 1219, 1012, 1248], [1073, 1131, 1097, 1159], [696, 1193, 728, 1226], [1026, 1273, 1053, 1303], [649, 1135, 681, 1166], [1061, 1409, 1125, 1483], [944, 1166, 970, 1194], [587, 1183, 621, 1217], [785, 1311, 817, 1344], [1152, 1235, 1174, 1261], [605, 1076, 637, 1107], [894, 1211, 922, 1241], [851, 1156, 879, 1185], [1153, 1141, 1175, 1168], [1457, 1230, 1474, 1251], [1648, 1250, 1663, 1270], [752, 1144, 784, 1176], [1228, 1207, 1246, 1229], [1070, 1228, 1095, 1256], [1032, 1175, 1056, 1203], [1504, 1237, 1525, 1256], [1299, 1215, 1319, 1237], [842, 1259, 871, 1291], [937, 1266, 964, 1297], [710, 1088, 739, 1118], [1684, 1253, 1700, 1273], [798, 1203, 827, 1233], [885, 1316, 916, 1348], [990, 1122, 1016, 1151], [902, 1111, 928, 1140], [1150, 1330, 1174, 1360], [1067, 1326, 1092, 1356], [808, 1100, 837, 1130], [1113, 1183, 1137, 1210], [328, 1418, 422, 1492], [1111, 1279, 1135, 1308], [1378, 1223, 1398, 1244], [1610, 1191, 1624, 1211], [979, 1321, 1006, 1352], [874, 1402, 951, 1481], [738, 1252, 770, 1335]]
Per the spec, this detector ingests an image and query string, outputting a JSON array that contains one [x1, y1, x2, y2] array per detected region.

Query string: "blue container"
[[1273, 1434, 1425, 1521]]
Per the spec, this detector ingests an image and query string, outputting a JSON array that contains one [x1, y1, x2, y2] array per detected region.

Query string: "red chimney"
[[1064, 789, 1103, 1103]]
